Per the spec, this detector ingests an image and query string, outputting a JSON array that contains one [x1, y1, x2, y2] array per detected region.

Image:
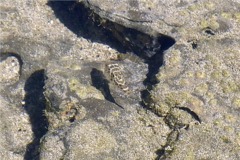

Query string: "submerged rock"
[[0, 96, 33, 160], [41, 52, 170, 159], [0, 0, 239, 159]]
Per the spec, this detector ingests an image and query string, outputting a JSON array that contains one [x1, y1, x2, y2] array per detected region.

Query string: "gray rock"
[[41, 53, 170, 159], [80, 0, 240, 39], [168, 123, 240, 160], [0, 95, 33, 159], [0, 55, 21, 84], [0, 0, 239, 159]]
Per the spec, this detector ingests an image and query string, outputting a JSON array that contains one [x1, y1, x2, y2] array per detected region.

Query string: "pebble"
[[0, 56, 21, 84]]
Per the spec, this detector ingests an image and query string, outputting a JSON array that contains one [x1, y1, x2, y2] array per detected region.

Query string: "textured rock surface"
[[0, 55, 21, 84], [80, 0, 240, 39], [41, 52, 169, 159], [151, 37, 240, 159], [0, 96, 33, 160], [0, 0, 239, 159]]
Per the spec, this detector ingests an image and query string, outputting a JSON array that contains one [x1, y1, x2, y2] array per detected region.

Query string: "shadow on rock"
[[23, 70, 48, 160], [90, 68, 123, 109], [47, 1, 126, 53], [47, 1, 175, 60], [47, 0, 175, 90]]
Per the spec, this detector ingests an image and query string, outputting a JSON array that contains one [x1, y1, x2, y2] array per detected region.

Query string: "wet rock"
[[80, 0, 239, 40], [41, 55, 170, 159], [79, 0, 239, 159], [168, 124, 240, 160], [41, 99, 171, 159], [40, 132, 66, 160], [0, 0, 239, 159], [0, 96, 33, 159], [148, 18, 240, 160]]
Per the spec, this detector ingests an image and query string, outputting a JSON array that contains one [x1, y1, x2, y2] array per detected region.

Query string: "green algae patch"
[[211, 70, 223, 80], [220, 80, 239, 94], [234, 12, 240, 23], [232, 97, 240, 109], [68, 78, 104, 100], [195, 71, 206, 79], [200, 18, 219, 30], [194, 83, 209, 96], [168, 49, 182, 67]]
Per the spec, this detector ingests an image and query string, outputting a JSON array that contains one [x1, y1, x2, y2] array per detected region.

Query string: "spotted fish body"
[[105, 63, 129, 92]]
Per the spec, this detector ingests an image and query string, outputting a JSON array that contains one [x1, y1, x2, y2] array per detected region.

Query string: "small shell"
[[105, 63, 129, 92]]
